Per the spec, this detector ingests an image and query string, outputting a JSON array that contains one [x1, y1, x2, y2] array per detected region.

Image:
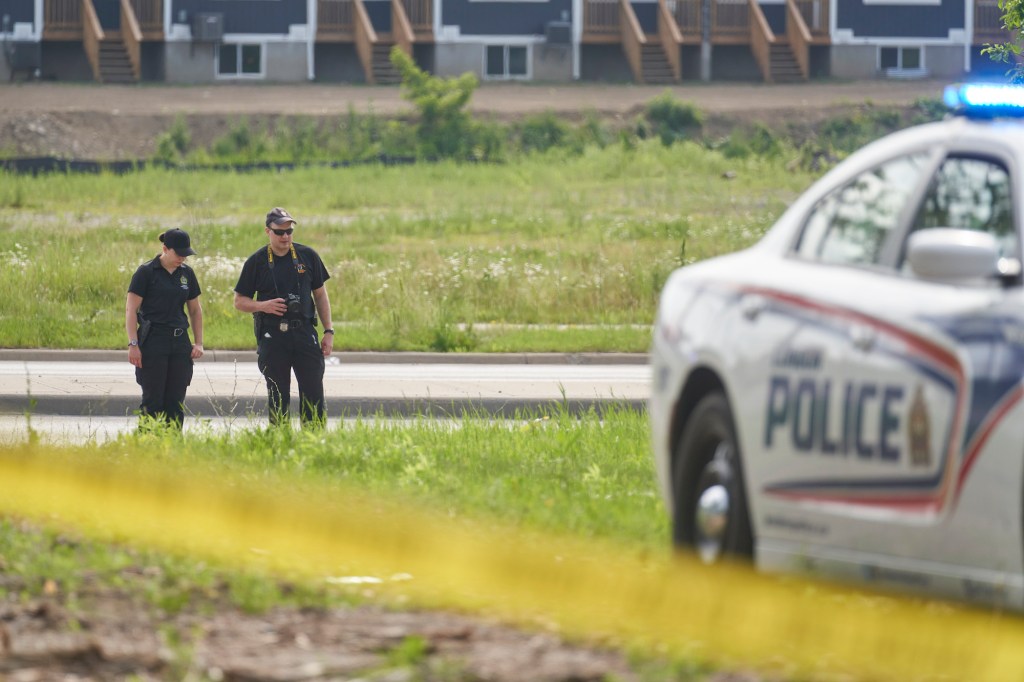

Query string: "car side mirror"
[[906, 228, 1005, 283]]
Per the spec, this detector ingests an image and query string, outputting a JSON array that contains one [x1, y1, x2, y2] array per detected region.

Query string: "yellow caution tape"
[[2, 446, 1023, 681]]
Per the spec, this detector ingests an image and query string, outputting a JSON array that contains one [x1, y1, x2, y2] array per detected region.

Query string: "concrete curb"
[[0, 349, 650, 365], [3, 395, 645, 418]]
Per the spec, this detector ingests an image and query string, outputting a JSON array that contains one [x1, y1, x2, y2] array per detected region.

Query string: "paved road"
[[0, 351, 649, 424]]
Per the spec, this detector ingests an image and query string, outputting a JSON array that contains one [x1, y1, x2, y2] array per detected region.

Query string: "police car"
[[650, 83, 1024, 608]]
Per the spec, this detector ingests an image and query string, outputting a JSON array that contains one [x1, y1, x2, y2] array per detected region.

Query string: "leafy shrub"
[[576, 111, 613, 149], [518, 111, 571, 153], [469, 119, 508, 161], [909, 97, 947, 125], [210, 119, 269, 163], [644, 92, 703, 146], [152, 115, 190, 165], [391, 47, 480, 160]]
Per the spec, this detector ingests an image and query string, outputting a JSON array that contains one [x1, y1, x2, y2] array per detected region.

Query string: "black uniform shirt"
[[234, 243, 330, 321], [128, 257, 202, 328]]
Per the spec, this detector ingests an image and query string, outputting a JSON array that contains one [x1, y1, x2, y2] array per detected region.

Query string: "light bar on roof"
[[943, 83, 1024, 117]]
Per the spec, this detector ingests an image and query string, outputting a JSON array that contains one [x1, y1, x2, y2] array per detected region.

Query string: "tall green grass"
[[1, 408, 664, 615], [0, 142, 810, 351], [108, 407, 665, 549]]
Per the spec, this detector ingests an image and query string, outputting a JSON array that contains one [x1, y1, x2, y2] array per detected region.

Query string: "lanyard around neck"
[[266, 243, 303, 298], [267, 243, 299, 269]]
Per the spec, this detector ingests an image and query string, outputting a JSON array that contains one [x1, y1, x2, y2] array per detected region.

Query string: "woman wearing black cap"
[[125, 228, 205, 430]]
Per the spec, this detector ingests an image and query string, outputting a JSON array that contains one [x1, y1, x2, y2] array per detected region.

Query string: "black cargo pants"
[[257, 321, 326, 427], [135, 327, 194, 428]]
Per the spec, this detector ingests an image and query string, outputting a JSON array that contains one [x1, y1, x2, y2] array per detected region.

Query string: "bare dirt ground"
[[0, 79, 935, 680], [0, 79, 950, 159]]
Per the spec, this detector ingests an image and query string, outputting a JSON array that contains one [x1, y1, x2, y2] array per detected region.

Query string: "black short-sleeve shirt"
[[234, 243, 330, 321], [128, 257, 202, 328]]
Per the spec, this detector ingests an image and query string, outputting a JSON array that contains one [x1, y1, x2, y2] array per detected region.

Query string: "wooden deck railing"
[[619, 0, 646, 81], [584, 0, 620, 39], [353, 0, 378, 82], [121, 0, 142, 79], [130, 0, 163, 36], [392, 0, 415, 56], [81, 0, 104, 81], [785, 0, 810, 78], [714, 0, 750, 41], [658, 0, 683, 80], [792, 0, 827, 37], [318, 0, 355, 39], [43, 0, 81, 38], [748, 0, 773, 81], [975, 0, 1010, 42], [402, 0, 432, 36], [670, 0, 701, 41]]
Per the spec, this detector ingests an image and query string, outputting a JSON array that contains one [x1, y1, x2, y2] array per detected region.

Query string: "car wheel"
[[672, 391, 753, 563]]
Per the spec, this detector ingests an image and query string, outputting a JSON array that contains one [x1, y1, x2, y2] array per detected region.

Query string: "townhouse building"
[[0, 0, 1012, 84]]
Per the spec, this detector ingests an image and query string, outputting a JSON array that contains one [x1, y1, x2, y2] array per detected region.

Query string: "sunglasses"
[[269, 227, 294, 236]]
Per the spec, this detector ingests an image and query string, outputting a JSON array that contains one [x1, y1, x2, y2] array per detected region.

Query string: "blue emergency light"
[[944, 83, 1024, 118]]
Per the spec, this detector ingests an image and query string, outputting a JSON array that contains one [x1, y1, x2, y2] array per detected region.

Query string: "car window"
[[910, 156, 1016, 259], [795, 152, 931, 266]]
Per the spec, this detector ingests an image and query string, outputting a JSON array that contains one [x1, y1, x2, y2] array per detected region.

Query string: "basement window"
[[217, 43, 263, 78], [485, 45, 529, 80], [880, 46, 924, 77]]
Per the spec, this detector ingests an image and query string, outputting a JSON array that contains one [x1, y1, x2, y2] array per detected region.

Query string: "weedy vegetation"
[[1, 408, 661, 610], [0, 53, 944, 353]]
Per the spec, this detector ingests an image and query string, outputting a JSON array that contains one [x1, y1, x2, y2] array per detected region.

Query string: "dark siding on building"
[[315, 43, 367, 82], [41, 41, 94, 80], [441, 0, 571, 36], [580, 44, 633, 81], [632, 2, 656, 32], [141, 42, 165, 80], [171, 0, 306, 34], [837, 0, 964, 38], [762, 4, 785, 34], [365, 0, 392, 32], [711, 44, 760, 79], [1, 0, 35, 26], [94, 0, 121, 29]]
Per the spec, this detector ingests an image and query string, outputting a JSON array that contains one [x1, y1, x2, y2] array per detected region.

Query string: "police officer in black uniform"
[[125, 228, 204, 429], [233, 208, 334, 427]]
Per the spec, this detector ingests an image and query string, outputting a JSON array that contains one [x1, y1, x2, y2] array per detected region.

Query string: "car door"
[[753, 144, 1024, 594]]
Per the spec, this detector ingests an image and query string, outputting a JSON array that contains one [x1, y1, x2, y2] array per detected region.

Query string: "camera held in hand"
[[286, 293, 303, 319]]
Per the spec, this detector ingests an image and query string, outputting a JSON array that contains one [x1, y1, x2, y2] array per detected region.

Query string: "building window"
[[218, 43, 262, 78], [880, 46, 922, 75], [485, 45, 529, 80]]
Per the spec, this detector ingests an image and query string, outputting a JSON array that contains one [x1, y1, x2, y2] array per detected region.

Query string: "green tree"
[[982, 0, 1024, 81], [390, 47, 479, 159]]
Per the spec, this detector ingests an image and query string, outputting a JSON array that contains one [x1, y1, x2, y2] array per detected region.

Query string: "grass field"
[[0, 141, 812, 352]]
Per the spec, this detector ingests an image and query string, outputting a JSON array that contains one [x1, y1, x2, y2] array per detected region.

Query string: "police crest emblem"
[[908, 384, 931, 467]]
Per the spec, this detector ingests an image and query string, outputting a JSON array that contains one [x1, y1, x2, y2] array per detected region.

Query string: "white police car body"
[[650, 84, 1024, 608]]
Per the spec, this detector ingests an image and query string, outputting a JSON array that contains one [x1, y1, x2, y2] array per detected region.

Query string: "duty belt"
[[152, 326, 186, 337], [267, 319, 306, 333]]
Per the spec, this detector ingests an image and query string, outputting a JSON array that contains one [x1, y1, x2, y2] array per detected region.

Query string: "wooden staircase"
[[641, 40, 676, 84], [371, 35, 402, 84], [769, 41, 801, 82], [98, 31, 137, 83]]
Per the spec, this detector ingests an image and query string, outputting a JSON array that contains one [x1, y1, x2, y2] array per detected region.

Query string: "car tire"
[[672, 391, 754, 563]]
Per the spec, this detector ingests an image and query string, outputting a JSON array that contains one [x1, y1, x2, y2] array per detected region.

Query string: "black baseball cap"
[[159, 228, 196, 257], [266, 207, 297, 227]]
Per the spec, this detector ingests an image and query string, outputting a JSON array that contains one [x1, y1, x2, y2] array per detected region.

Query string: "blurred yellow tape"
[[2, 445, 1024, 681]]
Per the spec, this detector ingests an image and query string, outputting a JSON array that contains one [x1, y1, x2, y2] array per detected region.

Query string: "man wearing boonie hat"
[[233, 207, 334, 427], [125, 228, 205, 430]]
